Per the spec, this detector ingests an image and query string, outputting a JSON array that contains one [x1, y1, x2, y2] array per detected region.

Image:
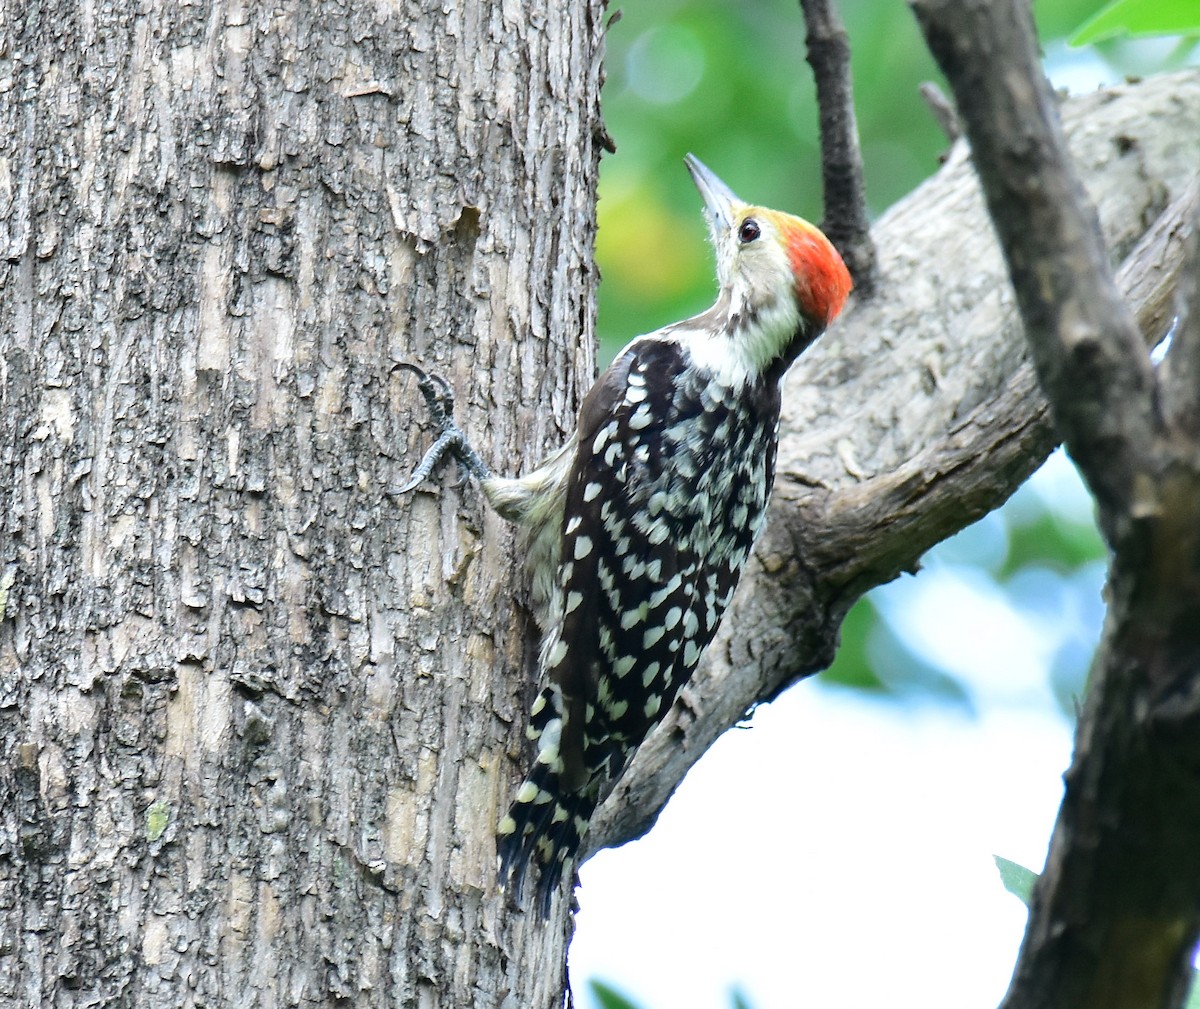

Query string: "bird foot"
[[393, 362, 492, 493]]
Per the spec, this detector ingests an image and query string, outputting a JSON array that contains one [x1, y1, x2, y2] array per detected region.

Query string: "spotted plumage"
[[402, 155, 851, 916]]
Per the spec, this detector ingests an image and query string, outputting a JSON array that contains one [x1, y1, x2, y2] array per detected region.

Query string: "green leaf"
[[1000, 511, 1104, 579], [994, 855, 1039, 907], [1070, 0, 1200, 46], [589, 980, 645, 1009]]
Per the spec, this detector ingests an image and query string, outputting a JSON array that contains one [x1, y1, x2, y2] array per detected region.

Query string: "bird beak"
[[685, 154, 741, 238]]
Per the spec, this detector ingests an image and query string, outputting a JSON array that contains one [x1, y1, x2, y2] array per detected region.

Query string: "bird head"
[[685, 154, 851, 335]]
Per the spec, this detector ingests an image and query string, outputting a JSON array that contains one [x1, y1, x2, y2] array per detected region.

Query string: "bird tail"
[[496, 685, 597, 917]]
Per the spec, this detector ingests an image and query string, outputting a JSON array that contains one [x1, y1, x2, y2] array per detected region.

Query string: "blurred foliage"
[[590, 979, 646, 1009], [822, 592, 977, 710], [1072, 0, 1200, 45], [817, 596, 888, 694], [998, 508, 1104, 580], [730, 989, 755, 1009], [596, 0, 948, 358], [821, 465, 1109, 716], [592, 0, 1166, 359], [589, 979, 759, 1009]]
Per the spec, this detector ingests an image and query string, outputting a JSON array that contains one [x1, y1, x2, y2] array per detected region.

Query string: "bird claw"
[[393, 361, 492, 492], [393, 428, 471, 494], [393, 362, 456, 429]]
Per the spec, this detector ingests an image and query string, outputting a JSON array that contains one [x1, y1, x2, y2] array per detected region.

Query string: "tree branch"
[[905, 1, 1200, 1004], [1160, 181, 1200, 439], [799, 0, 877, 295], [919, 80, 961, 143], [585, 69, 1200, 870], [912, 0, 1156, 535]]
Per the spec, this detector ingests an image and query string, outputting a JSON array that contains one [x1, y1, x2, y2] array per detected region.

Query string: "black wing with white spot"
[[552, 340, 708, 767]]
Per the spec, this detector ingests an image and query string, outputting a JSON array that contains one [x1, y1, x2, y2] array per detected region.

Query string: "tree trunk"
[[5, 0, 1200, 1002], [0, 1, 604, 1005]]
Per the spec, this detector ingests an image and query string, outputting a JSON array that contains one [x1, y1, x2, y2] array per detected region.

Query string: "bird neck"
[[680, 287, 814, 389]]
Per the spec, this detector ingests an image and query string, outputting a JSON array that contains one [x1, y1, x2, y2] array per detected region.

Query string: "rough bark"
[[0, 1, 604, 1006], [588, 69, 1200, 857]]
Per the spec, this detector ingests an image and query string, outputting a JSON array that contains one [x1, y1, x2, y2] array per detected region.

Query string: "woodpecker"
[[400, 155, 851, 916]]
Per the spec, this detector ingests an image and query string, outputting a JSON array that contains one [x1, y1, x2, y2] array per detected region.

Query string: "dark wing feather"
[[548, 338, 700, 787]]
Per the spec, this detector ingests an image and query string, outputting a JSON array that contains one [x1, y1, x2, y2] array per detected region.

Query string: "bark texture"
[[0, 1, 604, 1005]]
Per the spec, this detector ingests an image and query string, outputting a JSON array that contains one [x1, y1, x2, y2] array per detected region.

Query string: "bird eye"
[[738, 219, 761, 244]]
